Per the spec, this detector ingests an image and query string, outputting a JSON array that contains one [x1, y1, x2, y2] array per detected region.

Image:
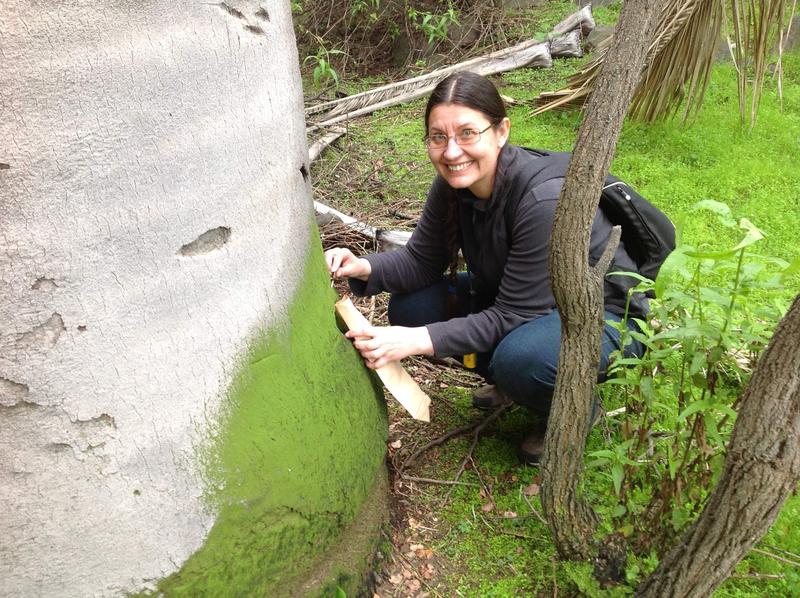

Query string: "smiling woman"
[[325, 71, 649, 464], [424, 104, 509, 199]]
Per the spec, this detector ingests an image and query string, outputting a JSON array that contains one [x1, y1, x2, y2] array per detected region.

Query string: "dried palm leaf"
[[534, 0, 791, 128], [731, 0, 791, 128]]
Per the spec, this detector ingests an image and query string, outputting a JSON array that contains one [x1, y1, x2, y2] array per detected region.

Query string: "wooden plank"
[[335, 296, 431, 422]]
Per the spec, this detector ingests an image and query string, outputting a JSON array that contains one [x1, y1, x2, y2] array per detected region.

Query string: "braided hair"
[[423, 72, 507, 309]]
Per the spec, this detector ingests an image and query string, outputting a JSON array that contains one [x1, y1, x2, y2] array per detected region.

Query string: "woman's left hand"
[[346, 325, 434, 370]]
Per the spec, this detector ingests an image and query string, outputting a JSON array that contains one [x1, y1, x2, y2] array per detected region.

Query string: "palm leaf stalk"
[[733, 0, 790, 128], [534, 0, 792, 128], [773, 0, 798, 110]]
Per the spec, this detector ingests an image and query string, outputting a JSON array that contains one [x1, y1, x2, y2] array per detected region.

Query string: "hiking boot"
[[518, 427, 545, 465], [471, 384, 512, 410], [518, 403, 604, 465]]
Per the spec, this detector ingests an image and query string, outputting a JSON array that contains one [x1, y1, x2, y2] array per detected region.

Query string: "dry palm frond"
[[534, 0, 791, 127], [773, 0, 798, 110], [630, 0, 724, 123], [534, 0, 723, 120], [731, 0, 791, 128]]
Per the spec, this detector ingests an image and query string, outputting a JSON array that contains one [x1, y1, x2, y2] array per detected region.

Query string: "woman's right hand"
[[324, 247, 372, 281]]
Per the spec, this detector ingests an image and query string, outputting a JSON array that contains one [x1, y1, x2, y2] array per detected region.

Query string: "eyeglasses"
[[423, 124, 493, 149]]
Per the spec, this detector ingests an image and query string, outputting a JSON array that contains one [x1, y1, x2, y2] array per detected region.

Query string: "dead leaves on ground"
[[376, 535, 438, 598]]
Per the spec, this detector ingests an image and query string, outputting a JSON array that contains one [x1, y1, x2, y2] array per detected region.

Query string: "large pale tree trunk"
[[541, 0, 660, 562], [0, 2, 387, 596], [637, 293, 800, 597]]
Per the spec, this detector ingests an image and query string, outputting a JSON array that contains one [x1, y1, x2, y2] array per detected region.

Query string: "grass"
[[308, 7, 800, 597]]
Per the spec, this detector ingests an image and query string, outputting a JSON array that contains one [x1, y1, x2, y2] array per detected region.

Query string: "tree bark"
[[0, 1, 387, 596], [637, 293, 800, 597], [540, 0, 660, 561]]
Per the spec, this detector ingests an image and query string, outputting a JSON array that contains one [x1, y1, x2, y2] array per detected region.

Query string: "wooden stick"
[[401, 475, 479, 487], [444, 404, 510, 502], [335, 296, 431, 422], [751, 547, 800, 569], [401, 420, 479, 470]]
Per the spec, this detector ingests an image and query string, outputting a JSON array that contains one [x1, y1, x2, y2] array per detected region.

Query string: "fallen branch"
[[750, 547, 800, 569], [308, 126, 346, 163], [306, 40, 552, 131], [305, 6, 595, 132], [522, 492, 548, 525], [401, 475, 479, 487], [401, 420, 480, 471], [444, 404, 511, 503]]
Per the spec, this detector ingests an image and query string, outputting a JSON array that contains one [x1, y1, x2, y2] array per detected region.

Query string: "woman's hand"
[[346, 325, 433, 370], [324, 247, 372, 281]]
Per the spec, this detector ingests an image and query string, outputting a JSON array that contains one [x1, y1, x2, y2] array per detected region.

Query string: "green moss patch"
[[147, 233, 388, 597]]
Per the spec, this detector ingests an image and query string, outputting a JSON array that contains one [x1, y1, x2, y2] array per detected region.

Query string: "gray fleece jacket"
[[350, 144, 648, 358]]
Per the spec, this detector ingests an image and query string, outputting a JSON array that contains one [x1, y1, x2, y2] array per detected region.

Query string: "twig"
[[522, 492, 548, 525], [391, 436, 421, 471], [401, 475, 479, 487], [389, 208, 416, 221], [443, 404, 511, 503], [467, 451, 502, 521], [751, 547, 800, 569], [730, 573, 786, 580], [368, 295, 376, 325], [401, 420, 480, 471], [479, 512, 496, 531], [758, 543, 800, 562], [552, 558, 559, 598]]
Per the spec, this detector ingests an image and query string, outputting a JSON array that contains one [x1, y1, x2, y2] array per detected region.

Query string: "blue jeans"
[[388, 274, 644, 415]]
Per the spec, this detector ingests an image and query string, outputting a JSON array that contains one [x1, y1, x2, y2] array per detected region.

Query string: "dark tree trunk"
[[637, 293, 800, 597], [540, 0, 660, 561]]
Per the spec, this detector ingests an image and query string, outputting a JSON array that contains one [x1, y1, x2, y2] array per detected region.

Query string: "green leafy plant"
[[303, 45, 346, 89], [349, 0, 381, 23], [594, 200, 797, 555], [407, 5, 460, 45]]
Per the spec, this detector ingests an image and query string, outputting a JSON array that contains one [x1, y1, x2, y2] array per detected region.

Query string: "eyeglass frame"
[[422, 124, 495, 149]]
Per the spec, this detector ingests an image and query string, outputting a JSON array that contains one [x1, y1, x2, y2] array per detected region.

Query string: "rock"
[[390, 32, 413, 67], [448, 17, 482, 48], [585, 25, 614, 53]]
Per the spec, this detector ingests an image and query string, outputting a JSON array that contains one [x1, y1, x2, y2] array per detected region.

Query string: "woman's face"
[[426, 103, 510, 200]]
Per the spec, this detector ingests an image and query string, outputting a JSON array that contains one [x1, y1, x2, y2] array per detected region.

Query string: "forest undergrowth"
[[300, 2, 800, 595]]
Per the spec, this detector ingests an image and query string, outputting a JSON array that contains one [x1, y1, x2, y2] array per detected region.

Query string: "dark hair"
[[424, 71, 507, 133], [424, 72, 507, 312]]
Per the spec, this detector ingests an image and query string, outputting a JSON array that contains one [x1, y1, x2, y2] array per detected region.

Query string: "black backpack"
[[522, 149, 676, 297]]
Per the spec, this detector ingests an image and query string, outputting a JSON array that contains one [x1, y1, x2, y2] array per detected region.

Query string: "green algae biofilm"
[[148, 241, 388, 597]]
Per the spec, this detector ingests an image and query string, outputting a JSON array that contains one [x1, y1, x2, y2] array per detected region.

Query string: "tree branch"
[[540, 0, 660, 562]]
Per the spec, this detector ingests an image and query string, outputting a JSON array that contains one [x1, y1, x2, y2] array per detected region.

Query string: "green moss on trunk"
[[147, 236, 387, 597]]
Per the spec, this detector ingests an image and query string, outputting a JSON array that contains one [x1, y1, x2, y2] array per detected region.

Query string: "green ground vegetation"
[[307, 11, 800, 598]]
